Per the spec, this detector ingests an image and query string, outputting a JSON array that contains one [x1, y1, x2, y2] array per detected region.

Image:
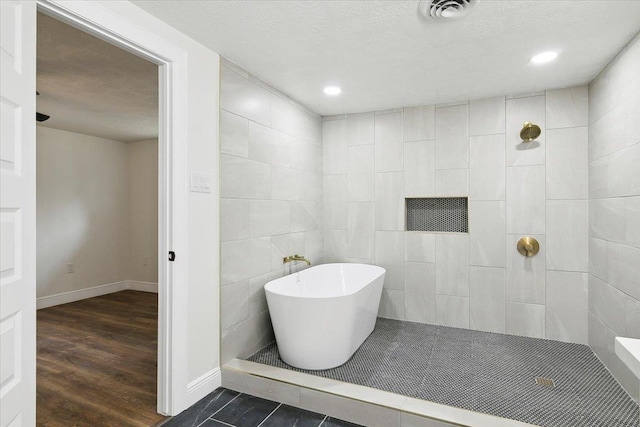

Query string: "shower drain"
[[535, 377, 556, 387]]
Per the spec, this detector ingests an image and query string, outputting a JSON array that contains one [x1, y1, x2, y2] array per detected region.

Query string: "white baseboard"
[[186, 368, 222, 407], [127, 280, 158, 293], [37, 280, 159, 309]]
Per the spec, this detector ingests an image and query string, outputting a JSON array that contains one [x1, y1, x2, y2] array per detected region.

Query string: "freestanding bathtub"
[[264, 263, 385, 370]]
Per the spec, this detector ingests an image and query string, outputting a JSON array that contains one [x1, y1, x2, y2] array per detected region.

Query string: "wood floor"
[[37, 290, 166, 427]]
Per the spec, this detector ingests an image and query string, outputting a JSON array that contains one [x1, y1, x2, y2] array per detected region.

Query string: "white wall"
[[322, 87, 590, 344], [219, 59, 323, 363], [128, 139, 159, 283], [36, 127, 131, 298], [588, 32, 640, 399]]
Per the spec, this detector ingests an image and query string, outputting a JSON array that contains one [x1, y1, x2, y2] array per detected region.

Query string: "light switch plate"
[[190, 172, 213, 193]]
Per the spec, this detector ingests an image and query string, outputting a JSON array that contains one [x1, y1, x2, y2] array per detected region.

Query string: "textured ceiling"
[[37, 13, 158, 142], [131, 0, 640, 115]]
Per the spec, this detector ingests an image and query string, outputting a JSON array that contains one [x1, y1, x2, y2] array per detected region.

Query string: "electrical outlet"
[[66, 263, 74, 273]]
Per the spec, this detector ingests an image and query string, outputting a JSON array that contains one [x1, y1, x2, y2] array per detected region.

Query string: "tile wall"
[[588, 33, 640, 398], [220, 59, 323, 362], [322, 87, 590, 344]]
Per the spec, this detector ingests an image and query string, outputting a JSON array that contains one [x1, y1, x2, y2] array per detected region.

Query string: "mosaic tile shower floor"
[[248, 318, 639, 427]]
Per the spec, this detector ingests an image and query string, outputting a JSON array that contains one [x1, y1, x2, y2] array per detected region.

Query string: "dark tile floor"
[[161, 387, 362, 427]]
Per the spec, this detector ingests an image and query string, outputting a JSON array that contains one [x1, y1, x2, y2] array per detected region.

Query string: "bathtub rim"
[[264, 263, 386, 299]]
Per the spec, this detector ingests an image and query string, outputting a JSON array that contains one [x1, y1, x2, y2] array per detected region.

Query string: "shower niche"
[[405, 197, 468, 233]]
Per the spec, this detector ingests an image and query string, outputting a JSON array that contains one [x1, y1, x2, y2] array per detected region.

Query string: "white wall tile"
[[270, 165, 293, 201], [348, 145, 375, 201], [221, 110, 249, 157], [220, 66, 271, 126], [221, 237, 272, 285], [404, 233, 436, 263], [506, 234, 545, 304], [375, 112, 404, 172], [588, 312, 609, 366], [348, 202, 375, 259], [375, 231, 404, 290], [469, 134, 505, 200], [607, 241, 640, 300], [469, 96, 505, 136], [435, 169, 469, 196], [506, 95, 545, 166], [323, 119, 348, 175], [590, 144, 640, 199], [249, 122, 290, 167], [435, 234, 470, 297], [546, 127, 588, 200], [221, 280, 249, 329], [379, 289, 406, 320], [305, 229, 323, 264], [347, 112, 374, 146], [469, 201, 506, 267], [588, 274, 627, 334], [435, 104, 469, 170], [323, 175, 348, 229], [546, 200, 588, 272], [270, 93, 295, 136], [221, 155, 271, 199], [292, 169, 322, 202], [506, 166, 545, 234], [589, 197, 626, 242], [589, 237, 608, 282], [436, 295, 470, 329], [290, 201, 321, 232], [405, 262, 436, 323], [221, 311, 274, 362], [375, 172, 404, 231], [626, 196, 640, 247], [507, 302, 545, 338], [546, 271, 588, 344], [546, 86, 588, 129], [589, 102, 628, 161], [323, 230, 348, 263], [249, 271, 280, 316], [626, 297, 640, 339], [470, 266, 506, 333], [249, 200, 290, 238], [403, 105, 435, 142], [290, 138, 321, 173], [221, 199, 250, 242], [404, 141, 435, 197]]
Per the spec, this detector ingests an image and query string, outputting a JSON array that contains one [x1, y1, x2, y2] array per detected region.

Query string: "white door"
[[0, 1, 37, 426]]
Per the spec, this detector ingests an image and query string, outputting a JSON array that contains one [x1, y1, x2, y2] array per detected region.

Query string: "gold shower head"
[[520, 122, 541, 142]]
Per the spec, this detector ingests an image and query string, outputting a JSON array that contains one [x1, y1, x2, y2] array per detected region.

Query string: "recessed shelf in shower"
[[405, 197, 468, 233]]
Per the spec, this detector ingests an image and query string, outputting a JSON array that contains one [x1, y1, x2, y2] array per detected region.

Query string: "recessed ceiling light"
[[324, 86, 341, 96], [530, 51, 558, 65]]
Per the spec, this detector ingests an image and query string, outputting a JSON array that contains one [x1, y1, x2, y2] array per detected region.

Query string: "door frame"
[[36, 0, 189, 415]]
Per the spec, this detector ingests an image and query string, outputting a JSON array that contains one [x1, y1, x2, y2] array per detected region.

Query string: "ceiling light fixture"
[[324, 86, 341, 96], [530, 51, 558, 65]]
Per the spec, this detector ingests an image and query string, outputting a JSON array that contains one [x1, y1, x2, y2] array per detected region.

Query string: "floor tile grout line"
[[211, 420, 236, 427], [255, 403, 282, 427], [317, 415, 328, 426], [204, 393, 242, 423]]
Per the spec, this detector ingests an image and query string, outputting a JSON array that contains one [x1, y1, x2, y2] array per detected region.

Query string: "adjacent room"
[[34, 13, 162, 426]]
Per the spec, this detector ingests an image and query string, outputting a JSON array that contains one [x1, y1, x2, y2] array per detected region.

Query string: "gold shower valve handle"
[[517, 237, 540, 257]]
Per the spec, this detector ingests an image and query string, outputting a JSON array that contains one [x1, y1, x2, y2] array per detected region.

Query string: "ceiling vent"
[[418, 0, 480, 21]]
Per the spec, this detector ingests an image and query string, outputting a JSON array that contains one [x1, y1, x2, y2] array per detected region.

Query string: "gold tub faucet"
[[283, 254, 311, 266]]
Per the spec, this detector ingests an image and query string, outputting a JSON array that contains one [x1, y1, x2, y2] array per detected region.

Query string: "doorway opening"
[[35, 11, 165, 425]]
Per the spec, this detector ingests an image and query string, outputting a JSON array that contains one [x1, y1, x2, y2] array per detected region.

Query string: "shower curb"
[[222, 359, 536, 427]]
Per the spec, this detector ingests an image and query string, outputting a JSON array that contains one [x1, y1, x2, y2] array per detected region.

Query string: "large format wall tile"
[[546, 127, 588, 200], [348, 202, 375, 259], [546, 200, 588, 272], [506, 234, 546, 304], [405, 262, 436, 323], [348, 145, 375, 201], [404, 233, 435, 263], [546, 271, 588, 344], [375, 231, 404, 290], [221, 66, 271, 126], [375, 172, 404, 231], [436, 295, 470, 328], [249, 122, 290, 167], [403, 105, 435, 142], [323, 119, 348, 175], [221, 110, 249, 157], [507, 302, 545, 338], [375, 112, 403, 172], [469, 201, 506, 267], [435, 104, 469, 170], [435, 234, 470, 297], [546, 86, 588, 129], [221, 155, 271, 199], [347, 112, 374, 146], [323, 175, 348, 229], [469, 134, 505, 200], [404, 140, 435, 197], [506, 165, 545, 234], [469, 96, 505, 136], [470, 266, 506, 333]]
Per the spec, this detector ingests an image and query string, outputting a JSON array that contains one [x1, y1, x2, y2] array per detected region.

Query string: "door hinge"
[[168, 251, 176, 262]]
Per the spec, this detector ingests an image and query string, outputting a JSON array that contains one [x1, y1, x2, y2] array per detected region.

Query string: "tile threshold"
[[223, 359, 535, 427]]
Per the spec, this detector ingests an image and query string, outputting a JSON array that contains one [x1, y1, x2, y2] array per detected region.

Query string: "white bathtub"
[[264, 263, 385, 370]]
